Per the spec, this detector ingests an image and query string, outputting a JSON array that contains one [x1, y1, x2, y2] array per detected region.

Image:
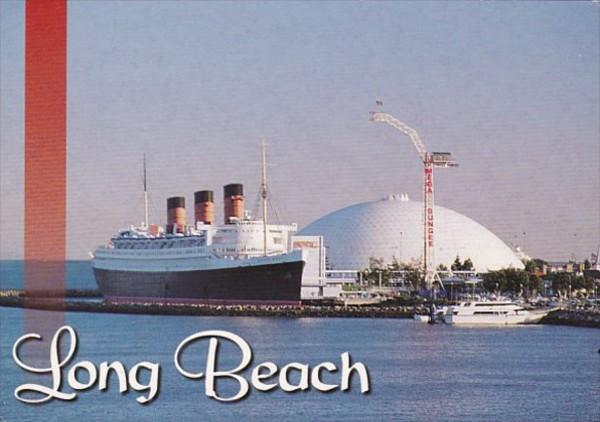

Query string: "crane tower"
[[370, 112, 458, 294]]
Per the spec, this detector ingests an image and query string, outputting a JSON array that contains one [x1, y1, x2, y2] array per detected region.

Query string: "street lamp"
[[399, 231, 403, 263]]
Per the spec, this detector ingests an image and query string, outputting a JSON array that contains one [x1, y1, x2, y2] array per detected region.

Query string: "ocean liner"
[[91, 148, 305, 305]]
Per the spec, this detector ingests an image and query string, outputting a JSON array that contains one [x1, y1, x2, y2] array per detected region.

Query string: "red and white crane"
[[370, 111, 458, 294]]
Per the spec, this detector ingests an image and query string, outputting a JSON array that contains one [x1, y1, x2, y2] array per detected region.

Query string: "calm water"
[[0, 260, 96, 290], [1, 261, 599, 421], [0, 307, 599, 421]]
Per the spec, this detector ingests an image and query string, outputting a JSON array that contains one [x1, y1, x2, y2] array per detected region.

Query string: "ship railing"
[[93, 246, 213, 259]]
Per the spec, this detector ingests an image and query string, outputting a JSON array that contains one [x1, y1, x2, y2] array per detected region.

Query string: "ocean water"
[[0, 308, 599, 421], [0, 260, 96, 290], [0, 261, 599, 421]]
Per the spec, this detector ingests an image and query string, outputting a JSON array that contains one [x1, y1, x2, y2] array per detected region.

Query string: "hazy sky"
[[1, 1, 598, 261]]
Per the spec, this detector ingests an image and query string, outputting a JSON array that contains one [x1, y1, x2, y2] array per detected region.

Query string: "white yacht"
[[444, 300, 550, 325]]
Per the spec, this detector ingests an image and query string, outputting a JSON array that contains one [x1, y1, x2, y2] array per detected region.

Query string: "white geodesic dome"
[[299, 195, 524, 272]]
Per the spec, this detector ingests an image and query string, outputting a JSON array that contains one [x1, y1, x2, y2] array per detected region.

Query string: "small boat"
[[413, 305, 447, 323], [413, 314, 431, 323], [444, 300, 550, 325]]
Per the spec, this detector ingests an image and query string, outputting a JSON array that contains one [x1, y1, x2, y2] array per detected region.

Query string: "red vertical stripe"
[[25, 0, 67, 316]]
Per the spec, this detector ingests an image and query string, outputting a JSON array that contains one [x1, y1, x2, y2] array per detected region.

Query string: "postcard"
[[0, 1, 599, 421]]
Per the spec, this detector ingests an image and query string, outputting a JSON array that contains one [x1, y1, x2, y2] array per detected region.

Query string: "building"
[[300, 194, 524, 272]]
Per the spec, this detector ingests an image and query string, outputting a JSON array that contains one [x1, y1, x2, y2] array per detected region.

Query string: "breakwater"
[[2, 290, 599, 327], [0, 290, 415, 318], [540, 309, 600, 329]]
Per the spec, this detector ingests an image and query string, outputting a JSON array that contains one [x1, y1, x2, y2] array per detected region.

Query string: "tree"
[[524, 260, 536, 273], [482, 268, 541, 297], [482, 270, 505, 294], [359, 257, 405, 287], [528, 274, 543, 295], [550, 273, 594, 297], [451, 256, 462, 271], [359, 257, 387, 286], [368, 257, 385, 269], [551, 272, 571, 297], [462, 258, 474, 271], [360, 257, 427, 290], [525, 258, 548, 274], [401, 263, 424, 290], [451, 255, 474, 271], [572, 274, 594, 291]]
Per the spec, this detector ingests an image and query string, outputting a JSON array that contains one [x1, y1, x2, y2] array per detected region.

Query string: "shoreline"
[[0, 292, 415, 319], [0, 291, 599, 327]]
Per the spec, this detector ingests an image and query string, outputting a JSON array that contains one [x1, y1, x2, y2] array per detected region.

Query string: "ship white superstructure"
[[92, 218, 302, 271]]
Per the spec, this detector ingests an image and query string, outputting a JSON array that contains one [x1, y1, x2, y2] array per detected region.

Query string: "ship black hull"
[[93, 260, 304, 306]]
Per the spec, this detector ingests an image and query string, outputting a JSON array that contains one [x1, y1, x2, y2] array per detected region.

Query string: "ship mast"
[[143, 154, 149, 228], [261, 139, 268, 256]]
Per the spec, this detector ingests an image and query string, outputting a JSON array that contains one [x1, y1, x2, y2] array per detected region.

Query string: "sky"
[[1, 1, 598, 261]]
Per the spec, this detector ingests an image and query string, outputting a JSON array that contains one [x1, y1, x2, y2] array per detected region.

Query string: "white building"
[[300, 195, 524, 272]]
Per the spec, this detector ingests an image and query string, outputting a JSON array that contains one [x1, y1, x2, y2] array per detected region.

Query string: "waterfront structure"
[[300, 194, 524, 272], [546, 261, 586, 275], [92, 183, 306, 305]]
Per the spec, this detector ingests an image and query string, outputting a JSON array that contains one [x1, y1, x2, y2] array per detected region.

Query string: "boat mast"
[[143, 154, 149, 228], [261, 139, 268, 256]]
